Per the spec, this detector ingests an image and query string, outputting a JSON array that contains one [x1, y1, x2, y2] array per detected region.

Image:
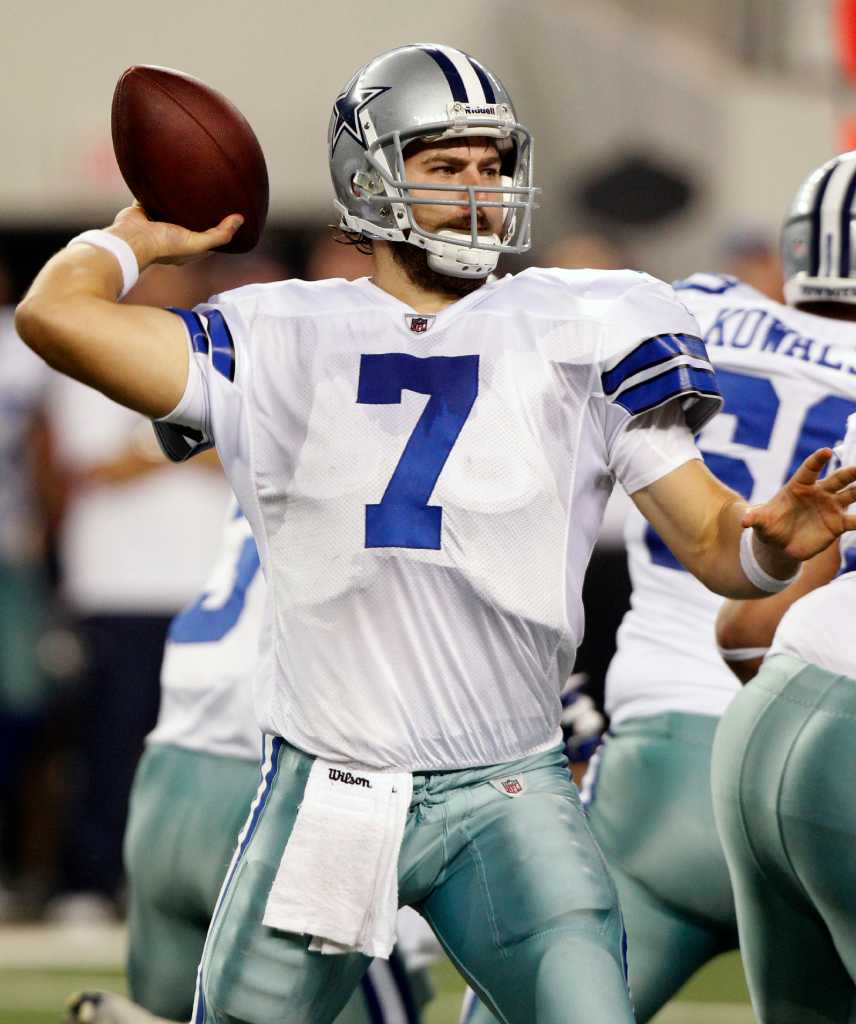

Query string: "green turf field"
[[0, 924, 752, 1024]]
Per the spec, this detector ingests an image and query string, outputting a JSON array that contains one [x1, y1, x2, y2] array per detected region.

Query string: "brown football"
[[111, 65, 269, 254]]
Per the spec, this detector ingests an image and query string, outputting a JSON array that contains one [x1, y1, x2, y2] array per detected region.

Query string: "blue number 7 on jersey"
[[357, 353, 479, 549]]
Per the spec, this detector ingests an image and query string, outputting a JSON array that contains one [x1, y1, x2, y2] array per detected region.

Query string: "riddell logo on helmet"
[[464, 104, 497, 116], [802, 285, 856, 297]]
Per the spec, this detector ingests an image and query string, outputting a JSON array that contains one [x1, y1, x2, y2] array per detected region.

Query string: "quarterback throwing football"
[[16, 44, 856, 1024]]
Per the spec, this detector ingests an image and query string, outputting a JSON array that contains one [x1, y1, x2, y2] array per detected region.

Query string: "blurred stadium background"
[[1, 0, 854, 1020]]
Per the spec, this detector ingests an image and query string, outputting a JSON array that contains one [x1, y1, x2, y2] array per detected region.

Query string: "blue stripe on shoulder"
[[673, 275, 738, 295], [613, 364, 721, 416], [206, 309, 236, 382], [602, 333, 710, 395], [169, 307, 209, 354]]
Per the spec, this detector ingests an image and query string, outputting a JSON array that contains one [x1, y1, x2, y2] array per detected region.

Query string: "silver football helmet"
[[783, 150, 856, 306], [328, 44, 538, 278]]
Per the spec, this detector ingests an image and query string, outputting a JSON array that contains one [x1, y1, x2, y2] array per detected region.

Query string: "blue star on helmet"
[[330, 78, 390, 156]]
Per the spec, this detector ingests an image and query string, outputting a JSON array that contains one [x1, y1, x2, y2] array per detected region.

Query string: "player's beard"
[[392, 215, 497, 297], [391, 243, 486, 296]]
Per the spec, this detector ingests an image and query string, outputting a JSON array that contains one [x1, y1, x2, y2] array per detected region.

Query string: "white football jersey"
[[607, 274, 856, 724], [147, 499, 266, 762], [769, 412, 856, 678], [159, 268, 717, 770]]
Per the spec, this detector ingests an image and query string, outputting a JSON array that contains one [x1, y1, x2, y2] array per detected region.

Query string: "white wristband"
[[717, 644, 769, 662], [67, 229, 140, 299], [739, 527, 799, 594]]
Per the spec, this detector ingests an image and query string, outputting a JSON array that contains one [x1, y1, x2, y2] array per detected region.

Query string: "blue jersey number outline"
[[168, 532, 261, 643], [645, 370, 856, 570], [357, 353, 479, 549]]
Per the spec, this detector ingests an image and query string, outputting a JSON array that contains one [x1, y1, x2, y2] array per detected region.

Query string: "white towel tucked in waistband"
[[262, 757, 412, 958]]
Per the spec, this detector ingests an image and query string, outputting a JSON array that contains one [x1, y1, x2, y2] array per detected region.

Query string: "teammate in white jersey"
[[68, 500, 433, 1024], [15, 44, 856, 1024], [576, 153, 856, 1022], [713, 405, 856, 1022]]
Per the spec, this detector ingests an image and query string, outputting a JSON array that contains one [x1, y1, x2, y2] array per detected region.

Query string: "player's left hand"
[[743, 448, 856, 561]]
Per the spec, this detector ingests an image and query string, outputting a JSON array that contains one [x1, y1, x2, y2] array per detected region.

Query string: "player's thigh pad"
[[604, 863, 727, 1024], [403, 748, 632, 1024], [196, 739, 371, 1024], [582, 714, 737, 1020], [712, 655, 856, 1023], [583, 713, 735, 929], [771, 663, 856, 984], [124, 744, 261, 1018]]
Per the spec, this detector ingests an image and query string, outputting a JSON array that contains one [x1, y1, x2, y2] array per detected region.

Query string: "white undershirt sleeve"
[[607, 401, 701, 496], [157, 336, 210, 433]]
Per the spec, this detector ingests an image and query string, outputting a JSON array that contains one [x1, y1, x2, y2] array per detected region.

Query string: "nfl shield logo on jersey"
[[405, 314, 435, 334]]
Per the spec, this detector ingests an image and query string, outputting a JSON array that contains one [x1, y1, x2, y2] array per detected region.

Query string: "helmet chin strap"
[[419, 229, 501, 279]]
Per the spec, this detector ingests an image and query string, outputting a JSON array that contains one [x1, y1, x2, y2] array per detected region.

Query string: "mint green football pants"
[[124, 743, 428, 1023], [194, 738, 633, 1024], [466, 712, 739, 1024], [712, 654, 856, 1024], [583, 713, 738, 1022]]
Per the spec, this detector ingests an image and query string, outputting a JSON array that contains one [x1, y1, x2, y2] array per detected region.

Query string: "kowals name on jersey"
[[706, 306, 856, 376]]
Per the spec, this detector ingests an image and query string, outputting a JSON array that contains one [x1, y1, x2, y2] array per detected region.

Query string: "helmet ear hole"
[[351, 170, 382, 198]]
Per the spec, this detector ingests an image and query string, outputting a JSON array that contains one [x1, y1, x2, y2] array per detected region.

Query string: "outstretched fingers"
[[833, 482, 856, 508], [791, 447, 833, 486], [821, 463, 856, 493]]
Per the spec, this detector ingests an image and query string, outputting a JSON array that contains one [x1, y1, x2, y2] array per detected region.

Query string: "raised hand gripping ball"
[[111, 65, 269, 253]]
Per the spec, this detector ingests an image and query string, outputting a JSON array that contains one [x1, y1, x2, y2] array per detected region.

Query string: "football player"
[[712, 406, 856, 1023], [564, 153, 856, 1022], [15, 44, 856, 1024], [66, 500, 431, 1024]]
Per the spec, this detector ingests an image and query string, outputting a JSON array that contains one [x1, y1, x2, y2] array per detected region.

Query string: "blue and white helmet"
[[783, 150, 856, 306], [328, 44, 538, 278]]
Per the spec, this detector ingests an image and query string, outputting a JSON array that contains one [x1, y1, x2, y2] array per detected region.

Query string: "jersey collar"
[[354, 274, 509, 335]]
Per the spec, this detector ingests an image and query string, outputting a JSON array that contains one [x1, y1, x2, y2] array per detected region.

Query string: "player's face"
[[403, 139, 504, 238]]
